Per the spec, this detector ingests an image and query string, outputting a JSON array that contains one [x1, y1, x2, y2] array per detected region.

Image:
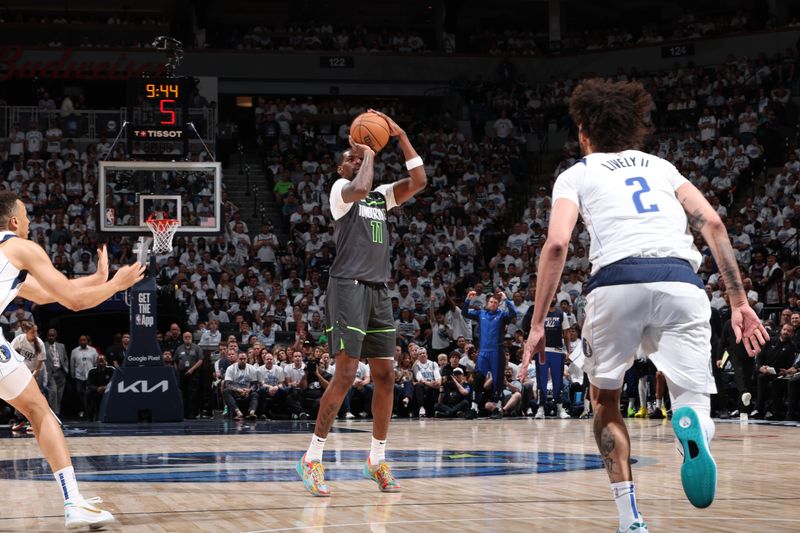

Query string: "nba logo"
[[105, 208, 116, 226]]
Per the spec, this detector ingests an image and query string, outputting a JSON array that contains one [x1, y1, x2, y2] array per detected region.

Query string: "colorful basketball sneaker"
[[672, 406, 717, 508], [296, 454, 331, 497], [617, 519, 648, 532], [363, 458, 401, 492], [64, 497, 115, 530]]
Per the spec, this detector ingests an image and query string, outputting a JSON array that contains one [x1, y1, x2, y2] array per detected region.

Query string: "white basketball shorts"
[[0, 340, 32, 401], [582, 281, 716, 394]]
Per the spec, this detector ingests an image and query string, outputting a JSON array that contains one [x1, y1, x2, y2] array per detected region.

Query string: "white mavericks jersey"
[[553, 150, 701, 275], [0, 231, 28, 378]]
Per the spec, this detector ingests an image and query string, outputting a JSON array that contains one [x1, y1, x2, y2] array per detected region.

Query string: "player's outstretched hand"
[[115, 262, 146, 291], [348, 135, 374, 159], [367, 109, 405, 137], [522, 325, 546, 368], [95, 245, 109, 281], [732, 304, 769, 357]]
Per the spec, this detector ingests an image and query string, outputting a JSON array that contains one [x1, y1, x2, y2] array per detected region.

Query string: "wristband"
[[405, 156, 423, 171]]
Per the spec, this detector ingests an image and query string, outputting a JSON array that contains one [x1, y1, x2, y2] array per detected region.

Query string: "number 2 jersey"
[[552, 150, 701, 276], [328, 178, 397, 283]]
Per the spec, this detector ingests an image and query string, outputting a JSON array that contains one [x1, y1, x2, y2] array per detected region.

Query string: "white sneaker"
[[65, 497, 115, 530], [525, 408, 533, 416], [419, 407, 427, 418], [534, 407, 545, 419], [741, 392, 752, 407], [345, 412, 355, 420], [558, 406, 570, 419]]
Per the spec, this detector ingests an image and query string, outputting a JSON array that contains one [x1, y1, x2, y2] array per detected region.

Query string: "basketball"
[[350, 112, 391, 152]]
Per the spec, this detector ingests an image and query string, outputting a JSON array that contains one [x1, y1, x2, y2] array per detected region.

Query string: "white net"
[[146, 215, 179, 255]]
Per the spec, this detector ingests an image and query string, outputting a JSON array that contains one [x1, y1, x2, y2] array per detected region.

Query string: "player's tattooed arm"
[[685, 207, 707, 232], [676, 182, 747, 305], [715, 245, 745, 295]]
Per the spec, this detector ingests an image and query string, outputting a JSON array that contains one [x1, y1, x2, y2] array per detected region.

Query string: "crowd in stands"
[[468, 10, 800, 56], [2, 38, 800, 427], [0, 12, 168, 49], [222, 23, 430, 54]]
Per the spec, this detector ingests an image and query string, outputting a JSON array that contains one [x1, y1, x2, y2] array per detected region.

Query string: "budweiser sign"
[[0, 46, 166, 80]]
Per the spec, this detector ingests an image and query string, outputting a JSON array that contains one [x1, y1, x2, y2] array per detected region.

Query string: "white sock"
[[54, 466, 81, 503], [611, 481, 641, 530], [471, 402, 478, 412], [627, 398, 635, 409], [638, 378, 648, 410], [305, 434, 327, 463], [655, 398, 663, 409], [668, 384, 715, 442], [369, 436, 387, 464]]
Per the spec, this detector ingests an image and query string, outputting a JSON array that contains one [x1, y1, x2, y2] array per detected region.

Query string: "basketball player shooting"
[[518, 79, 768, 533], [297, 110, 427, 496], [0, 191, 145, 528]]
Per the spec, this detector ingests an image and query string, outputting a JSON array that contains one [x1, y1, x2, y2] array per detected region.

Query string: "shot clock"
[[127, 77, 190, 159]]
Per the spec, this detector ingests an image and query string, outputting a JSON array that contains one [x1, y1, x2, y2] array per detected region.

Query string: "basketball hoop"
[[145, 212, 179, 255]]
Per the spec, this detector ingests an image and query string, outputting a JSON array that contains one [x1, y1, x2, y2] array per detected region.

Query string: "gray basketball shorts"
[[325, 277, 396, 359]]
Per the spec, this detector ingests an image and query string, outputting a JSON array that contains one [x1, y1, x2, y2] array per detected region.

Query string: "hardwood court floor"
[[0, 417, 798, 532]]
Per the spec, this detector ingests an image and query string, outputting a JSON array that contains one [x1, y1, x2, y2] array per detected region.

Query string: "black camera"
[[306, 359, 317, 374]]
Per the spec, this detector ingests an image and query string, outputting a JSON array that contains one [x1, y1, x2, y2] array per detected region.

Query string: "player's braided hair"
[[568, 78, 653, 152], [0, 191, 18, 229]]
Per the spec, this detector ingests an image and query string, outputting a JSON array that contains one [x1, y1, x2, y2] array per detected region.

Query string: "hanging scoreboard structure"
[[127, 77, 191, 159]]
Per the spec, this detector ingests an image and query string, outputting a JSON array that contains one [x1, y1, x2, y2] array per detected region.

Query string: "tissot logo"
[[133, 129, 183, 139], [118, 380, 169, 394]]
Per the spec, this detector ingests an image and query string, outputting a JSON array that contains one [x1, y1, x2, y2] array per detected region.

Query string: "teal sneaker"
[[617, 520, 648, 532], [672, 406, 716, 508], [363, 457, 401, 492], [296, 453, 331, 497]]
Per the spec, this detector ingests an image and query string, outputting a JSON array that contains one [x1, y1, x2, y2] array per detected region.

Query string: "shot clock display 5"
[[127, 77, 190, 159], [145, 82, 180, 124], [128, 77, 188, 127]]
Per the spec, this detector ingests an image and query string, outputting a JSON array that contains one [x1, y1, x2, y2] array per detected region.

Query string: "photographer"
[[434, 367, 471, 418], [301, 353, 332, 419]]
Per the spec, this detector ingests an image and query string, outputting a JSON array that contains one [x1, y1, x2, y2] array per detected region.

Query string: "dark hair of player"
[[568, 78, 653, 152], [0, 190, 18, 228]]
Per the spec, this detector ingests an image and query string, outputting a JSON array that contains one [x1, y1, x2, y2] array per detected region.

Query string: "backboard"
[[99, 161, 222, 236]]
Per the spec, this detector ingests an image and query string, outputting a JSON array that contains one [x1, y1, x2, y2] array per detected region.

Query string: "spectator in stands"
[[175, 331, 203, 419], [256, 352, 286, 419], [70, 335, 98, 419], [223, 352, 259, 420], [161, 323, 182, 354], [284, 350, 309, 419], [752, 323, 796, 418], [86, 355, 114, 421], [44, 328, 69, 416], [413, 347, 440, 417], [434, 366, 470, 418], [105, 333, 129, 369]]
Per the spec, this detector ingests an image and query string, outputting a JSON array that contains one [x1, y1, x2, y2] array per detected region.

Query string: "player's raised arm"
[[339, 137, 375, 204], [18, 245, 112, 304], [675, 182, 768, 355], [10, 239, 144, 311], [367, 109, 427, 205]]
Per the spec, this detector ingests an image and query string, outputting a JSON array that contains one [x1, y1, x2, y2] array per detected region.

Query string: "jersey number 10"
[[625, 177, 660, 214]]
